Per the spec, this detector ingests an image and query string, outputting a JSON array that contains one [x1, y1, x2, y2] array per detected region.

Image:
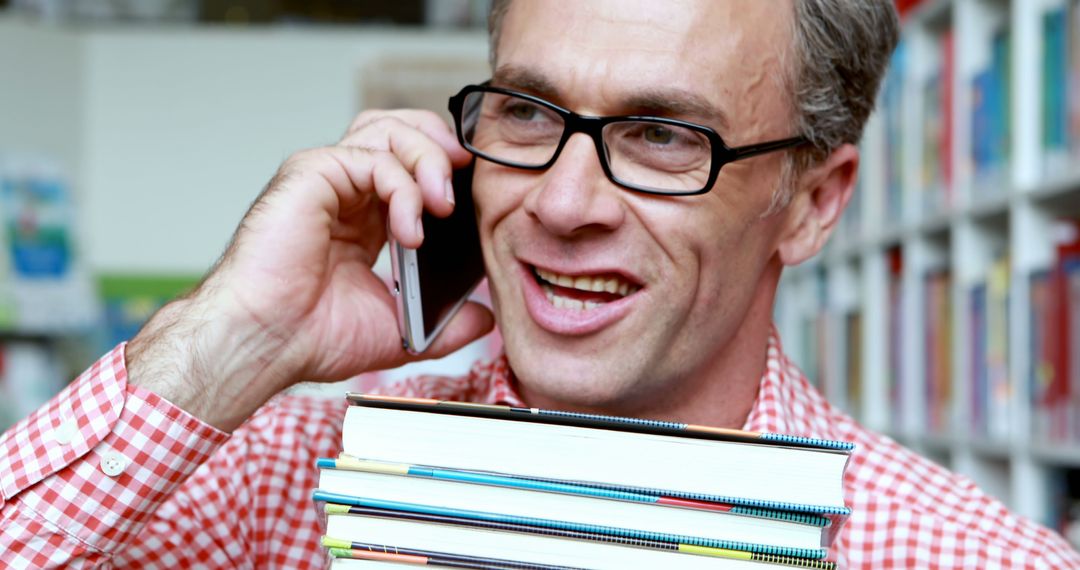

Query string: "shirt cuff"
[[0, 343, 229, 550]]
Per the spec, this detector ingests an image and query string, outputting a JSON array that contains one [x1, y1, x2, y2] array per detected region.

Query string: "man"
[[1, 0, 1077, 567]]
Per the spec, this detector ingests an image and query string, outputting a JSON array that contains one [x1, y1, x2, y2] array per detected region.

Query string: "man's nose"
[[522, 133, 626, 237]]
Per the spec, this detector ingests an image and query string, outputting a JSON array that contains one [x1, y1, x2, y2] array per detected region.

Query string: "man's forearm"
[[126, 293, 293, 433]]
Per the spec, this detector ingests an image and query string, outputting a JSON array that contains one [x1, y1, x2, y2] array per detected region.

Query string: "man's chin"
[[507, 349, 652, 412]]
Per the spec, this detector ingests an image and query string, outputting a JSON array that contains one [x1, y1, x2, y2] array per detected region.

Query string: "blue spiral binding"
[[538, 409, 687, 430], [760, 433, 855, 451]]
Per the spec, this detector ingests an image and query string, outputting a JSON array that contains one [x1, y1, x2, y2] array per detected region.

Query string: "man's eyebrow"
[[492, 65, 560, 100], [621, 88, 730, 133], [491, 65, 730, 134]]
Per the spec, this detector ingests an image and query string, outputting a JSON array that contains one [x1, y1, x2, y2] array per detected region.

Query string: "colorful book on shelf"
[[1043, 5, 1070, 175], [920, 68, 943, 211], [318, 506, 838, 569], [314, 456, 843, 552], [1071, 0, 1080, 159], [920, 28, 955, 214], [985, 253, 1011, 441], [883, 39, 906, 222], [940, 28, 954, 198], [886, 248, 904, 434], [970, 25, 1012, 193], [342, 394, 854, 513], [1030, 268, 1056, 442], [843, 311, 863, 420], [924, 269, 953, 434], [969, 282, 988, 437], [1030, 220, 1080, 445]]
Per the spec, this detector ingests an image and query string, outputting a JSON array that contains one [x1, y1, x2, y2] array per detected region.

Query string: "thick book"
[[342, 395, 853, 513], [321, 507, 837, 569], [315, 456, 839, 550]]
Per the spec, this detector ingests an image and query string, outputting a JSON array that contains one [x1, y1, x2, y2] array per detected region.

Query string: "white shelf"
[[775, 0, 1080, 531]]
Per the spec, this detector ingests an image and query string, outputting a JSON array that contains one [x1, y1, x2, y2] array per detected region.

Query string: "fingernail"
[[445, 179, 455, 206], [415, 218, 424, 241]]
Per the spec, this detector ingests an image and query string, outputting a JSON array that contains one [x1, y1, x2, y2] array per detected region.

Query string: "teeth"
[[541, 284, 607, 312], [534, 267, 638, 298]]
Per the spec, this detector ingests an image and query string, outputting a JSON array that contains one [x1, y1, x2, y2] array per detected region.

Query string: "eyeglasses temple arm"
[[727, 136, 809, 161]]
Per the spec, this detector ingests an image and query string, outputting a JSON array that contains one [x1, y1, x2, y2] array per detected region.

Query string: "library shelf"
[[1032, 445, 1080, 468], [775, 0, 1080, 542]]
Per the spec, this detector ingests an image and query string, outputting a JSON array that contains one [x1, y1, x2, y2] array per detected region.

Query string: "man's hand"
[[126, 111, 495, 431]]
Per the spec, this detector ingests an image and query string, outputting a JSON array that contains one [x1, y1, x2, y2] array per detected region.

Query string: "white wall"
[[0, 16, 83, 187], [2, 16, 489, 274]]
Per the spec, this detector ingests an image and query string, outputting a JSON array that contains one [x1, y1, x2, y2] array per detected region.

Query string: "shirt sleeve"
[[0, 343, 230, 568]]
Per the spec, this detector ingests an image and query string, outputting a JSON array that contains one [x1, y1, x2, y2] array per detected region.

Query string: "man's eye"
[[644, 125, 675, 144], [507, 104, 539, 120]]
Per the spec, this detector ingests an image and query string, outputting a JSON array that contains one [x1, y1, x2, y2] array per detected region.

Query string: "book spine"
[[314, 492, 829, 560], [324, 508, 835, 568], [322, 457, 835, 526]]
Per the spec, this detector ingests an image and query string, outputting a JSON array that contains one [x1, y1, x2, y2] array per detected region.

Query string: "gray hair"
[[487, 0, 900, 212]]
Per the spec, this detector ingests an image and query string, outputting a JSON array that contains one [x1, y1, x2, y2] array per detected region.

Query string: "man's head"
[[470, 0, 898, 418]]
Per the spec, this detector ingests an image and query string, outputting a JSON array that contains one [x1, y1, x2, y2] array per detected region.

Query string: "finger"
[[370, 153, 426, 248], [405, 301, 496, 362], [346, 110, 472, 169], [340, 117, 456, 219], [274, 147, 424, 247]]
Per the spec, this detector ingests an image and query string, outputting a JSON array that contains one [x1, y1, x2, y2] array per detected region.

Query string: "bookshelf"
[[775, 0, 1080, 546]]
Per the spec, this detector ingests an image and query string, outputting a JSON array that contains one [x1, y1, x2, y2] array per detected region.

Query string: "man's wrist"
[[125, 291, 296, 432]]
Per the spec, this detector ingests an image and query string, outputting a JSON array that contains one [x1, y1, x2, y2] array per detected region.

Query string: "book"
[[342, 395, 853, 513], [843, 310, 863, 419], [883, 39, 906, 223], [325, 536, 578, 569], [1070, 0, 1080, 160], [1030, 268, 1056, 442], [1043, 6, 1070, 176], [314, 457, 837, 553], [985, 253, 1011, 441], [970, 24, 1012, 195], [970, 283, 988, 437], [924, 269, 953, 434], [321, 507, 838, 569], [887, 248, 904, 434]]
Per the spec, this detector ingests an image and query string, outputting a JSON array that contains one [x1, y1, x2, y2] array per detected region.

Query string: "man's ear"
[[776, 143, 860, 266]]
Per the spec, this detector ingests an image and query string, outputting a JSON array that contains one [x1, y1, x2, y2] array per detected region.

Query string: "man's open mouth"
[[531, 266, 641, 311]]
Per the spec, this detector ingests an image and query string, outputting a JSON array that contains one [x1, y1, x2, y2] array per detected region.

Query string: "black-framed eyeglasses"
[[448, 82, 807, 196]]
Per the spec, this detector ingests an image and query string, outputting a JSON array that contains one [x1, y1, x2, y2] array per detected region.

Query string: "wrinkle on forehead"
[[498, 0, 795, 141]]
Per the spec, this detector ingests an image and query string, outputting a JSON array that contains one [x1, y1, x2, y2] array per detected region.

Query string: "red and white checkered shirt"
[[2, 331, 1078, 568]]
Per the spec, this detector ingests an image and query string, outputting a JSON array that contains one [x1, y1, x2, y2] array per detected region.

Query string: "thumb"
[[409, 301, 496, 361]]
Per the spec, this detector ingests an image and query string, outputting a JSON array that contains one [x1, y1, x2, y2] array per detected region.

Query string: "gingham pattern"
[[2, 333, 1078, 568]]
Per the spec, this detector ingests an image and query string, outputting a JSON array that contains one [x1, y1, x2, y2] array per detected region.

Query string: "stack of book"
[[311, 394, 855, 569]]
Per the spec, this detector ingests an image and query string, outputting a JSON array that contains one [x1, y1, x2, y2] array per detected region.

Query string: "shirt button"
[[53, 419, 77, 445], [100, 451, 128, 477]]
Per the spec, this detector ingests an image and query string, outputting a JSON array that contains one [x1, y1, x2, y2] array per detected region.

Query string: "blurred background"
[[2, 0, 1080, 551], [0, 0, 497, 423]]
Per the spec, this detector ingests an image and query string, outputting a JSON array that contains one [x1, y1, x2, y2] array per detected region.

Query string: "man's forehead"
[[495, 0, 793, 132]]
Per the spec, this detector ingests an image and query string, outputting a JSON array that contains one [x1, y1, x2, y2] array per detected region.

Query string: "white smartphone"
[[389, 165, 486, 353]]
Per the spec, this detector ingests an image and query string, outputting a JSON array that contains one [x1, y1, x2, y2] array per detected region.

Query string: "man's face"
[[473, 0, 797, 412]]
